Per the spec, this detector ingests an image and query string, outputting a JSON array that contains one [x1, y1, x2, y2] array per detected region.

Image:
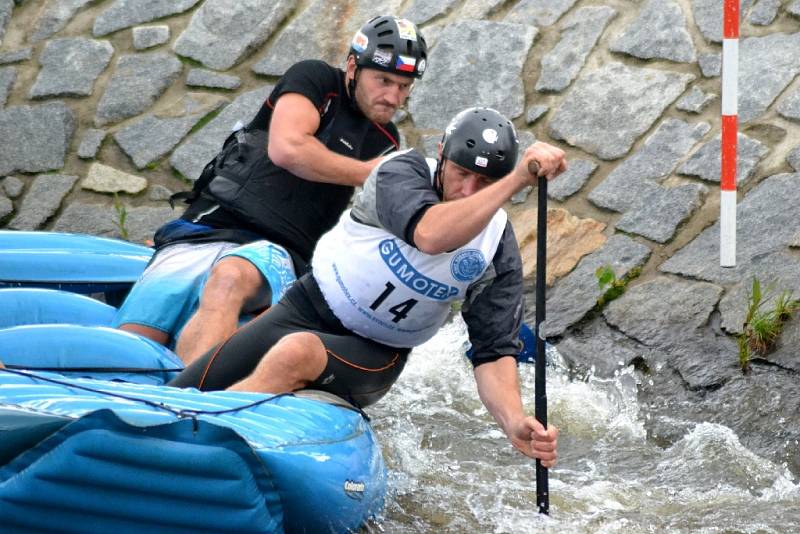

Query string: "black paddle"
[[530, 160, 549, 515]]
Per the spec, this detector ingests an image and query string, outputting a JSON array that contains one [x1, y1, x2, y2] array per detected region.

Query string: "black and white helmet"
[[349, 15, 428, 79], [440, 107, 519, 179]]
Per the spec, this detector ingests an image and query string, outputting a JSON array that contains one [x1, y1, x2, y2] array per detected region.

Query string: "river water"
[[367, 319, 800, 533]]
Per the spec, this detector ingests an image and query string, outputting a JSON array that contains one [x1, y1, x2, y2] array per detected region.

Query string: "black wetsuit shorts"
[[168, 274, 410, 408]]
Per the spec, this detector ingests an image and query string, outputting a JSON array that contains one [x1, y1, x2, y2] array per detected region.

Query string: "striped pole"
[[720, 0, 739, 267]]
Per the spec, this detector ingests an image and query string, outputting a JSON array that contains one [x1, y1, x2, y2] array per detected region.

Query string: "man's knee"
[[264, 332, 328, 380], [204, 257, 263, 303]]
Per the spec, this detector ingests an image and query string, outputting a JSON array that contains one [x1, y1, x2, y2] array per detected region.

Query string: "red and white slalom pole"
[[720, 0, 739, 267]]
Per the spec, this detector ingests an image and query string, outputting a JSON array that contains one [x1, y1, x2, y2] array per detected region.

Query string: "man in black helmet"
[[113, 16, 428, 365], [170, 107, 566, 464]]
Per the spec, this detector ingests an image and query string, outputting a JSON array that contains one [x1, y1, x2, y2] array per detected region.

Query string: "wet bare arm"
[[267, 93, 382, 187], [474, 356, 558, 465]]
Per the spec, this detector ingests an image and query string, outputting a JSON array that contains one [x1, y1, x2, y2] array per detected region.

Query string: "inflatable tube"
[[0, 288, 117, 329], [0, 231, 152, 303], [0, 324, 183, 384]]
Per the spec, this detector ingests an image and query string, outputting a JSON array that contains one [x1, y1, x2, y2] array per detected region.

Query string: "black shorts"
[[168, 274, 410, 407]]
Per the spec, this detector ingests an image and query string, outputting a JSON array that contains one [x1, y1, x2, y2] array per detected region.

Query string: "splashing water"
[[367, 318, 800, 533]]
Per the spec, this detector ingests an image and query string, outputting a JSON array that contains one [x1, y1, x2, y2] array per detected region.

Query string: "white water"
[[367, 318, 800, 533]]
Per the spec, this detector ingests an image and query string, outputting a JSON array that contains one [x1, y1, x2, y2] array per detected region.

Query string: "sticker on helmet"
[[396, 19, 417, 41], [372, 48, 392, 67], [395, 54, 417, 73], [417, 58, 426, 74], [475, 156, 488, 168], [352, 30, 368, 53], [482, 128, 499, 144]]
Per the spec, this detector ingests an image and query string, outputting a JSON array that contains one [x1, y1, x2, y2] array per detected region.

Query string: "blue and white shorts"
[[112, 240, 297, 343]]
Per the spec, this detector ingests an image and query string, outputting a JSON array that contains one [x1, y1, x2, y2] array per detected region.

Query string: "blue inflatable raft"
[[0, 369, 386, 533]]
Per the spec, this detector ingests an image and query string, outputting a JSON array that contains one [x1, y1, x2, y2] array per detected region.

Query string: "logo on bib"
[[380, 239, 459, 300], [451, 249, 486, 281]]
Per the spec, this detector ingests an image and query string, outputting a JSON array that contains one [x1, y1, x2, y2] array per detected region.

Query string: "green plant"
[[738, 277, 800, 372], [112, 193, 129, 241], [594, 265, 640, 308]]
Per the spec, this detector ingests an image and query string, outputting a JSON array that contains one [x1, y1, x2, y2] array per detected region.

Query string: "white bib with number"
[[312, 209, 507, 347]]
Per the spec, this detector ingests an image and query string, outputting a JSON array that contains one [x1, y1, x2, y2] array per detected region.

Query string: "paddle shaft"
[[530, 160, 550, 514]]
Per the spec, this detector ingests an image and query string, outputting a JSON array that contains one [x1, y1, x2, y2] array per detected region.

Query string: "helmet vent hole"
[[466, 139, 476, 148], [496, 151, 505, 160], [375, 19, 389, 28], [378, 30, 393, 37]]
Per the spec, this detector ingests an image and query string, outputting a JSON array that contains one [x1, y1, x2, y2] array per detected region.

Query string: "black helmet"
[[441, 107, 519, 179], [349, 16, 427, 79]]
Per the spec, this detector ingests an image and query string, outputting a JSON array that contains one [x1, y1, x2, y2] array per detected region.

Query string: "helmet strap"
[[434, 157, 445, 199], [348, 67, 362, 113]]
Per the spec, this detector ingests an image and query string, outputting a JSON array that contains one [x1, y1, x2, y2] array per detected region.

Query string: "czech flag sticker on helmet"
[[395, 54, 417, 73], [352, 30, 368, 53]]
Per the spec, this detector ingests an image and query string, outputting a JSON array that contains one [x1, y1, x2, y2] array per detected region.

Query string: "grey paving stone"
[[505, 0, 579, 27], [615, 182, 708, 243], [93, 0, 201, 37], [788, 145, 800, 171], [77, 128, 106, 159], [547, 159, 597, 202], [0, 47, 32, 64], [692, 0, 754, 43], [409, 20, 536, 129], [749, 0, 780, 25], [53, 202, 174, 244], [549, 63, 693, 160], [589, 119, 710, 212], [402, 0, 459, 25], [0, 65, 14, 107], [738, 32, 800, 122], [604, 277, 723, 347], [537, 6, 616, 93], [170, 85, 272, 182], [678, 132, 768, 186], [698, 53, 721, 77], [29, 0, 94, 43], [94, 53, 182, 126], [661, 172, 800, 284], [788, 0, 800, 16], [7, 174, 78, 230], [114, 95, 227, 169], [0, 195, 11, 221], [133, 25, 170, 50], [186, 68, 241, 90], [1, 175, 23, 198], [252, 0, 405, 77], [173, 0, 295, 71], [148, 184, 173, 202], [29, 38, 114, 98], [777, 86, 800, 121], [0, 0, 12, 46], [610, 0, 696, 63], [0, 102, 75, 175], [540, 234, 651, 337], [525, 105, 548, 124], [676, 86, 716, 113]]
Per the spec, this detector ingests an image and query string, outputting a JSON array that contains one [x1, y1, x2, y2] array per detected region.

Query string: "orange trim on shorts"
[[325, 347, 401, 373]]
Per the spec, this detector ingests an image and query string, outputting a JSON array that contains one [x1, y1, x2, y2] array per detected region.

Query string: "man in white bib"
[[170, 107, 566, 465]]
